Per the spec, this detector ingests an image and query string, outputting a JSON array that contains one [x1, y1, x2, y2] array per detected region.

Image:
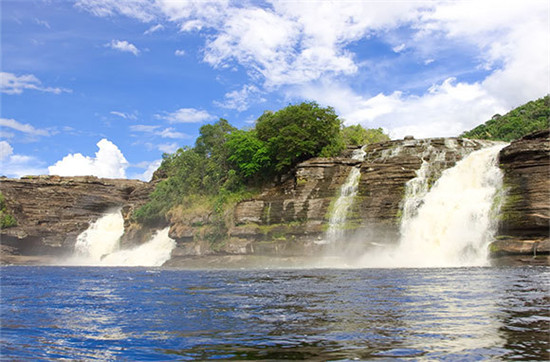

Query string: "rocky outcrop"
[[166, 137, 491, 262], [0, 175, 153, 257], [490, 130, 550, 263]]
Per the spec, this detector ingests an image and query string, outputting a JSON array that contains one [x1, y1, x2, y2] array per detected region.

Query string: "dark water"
[[1, 266, 549, 360]]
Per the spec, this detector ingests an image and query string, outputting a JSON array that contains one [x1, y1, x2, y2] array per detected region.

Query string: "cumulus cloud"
[[1, 72, 71, 95], [0, 118, 51, 137], [48, 139, 129, 178], [174, 49, 185, 56], [215, 84, 265, 112], [77, 0, 549, 138], [155, 108, 215, 123], [106, 39, 140, 55]]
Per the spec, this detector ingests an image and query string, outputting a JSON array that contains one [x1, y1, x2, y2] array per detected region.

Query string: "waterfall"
[[324, 146, 366, 243], [71, 210, 175, 267], [74, 209, 124, 260], [362, 144, 506, 268]]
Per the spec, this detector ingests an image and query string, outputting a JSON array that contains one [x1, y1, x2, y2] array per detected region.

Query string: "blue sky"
[[1, 0, 548, 180]]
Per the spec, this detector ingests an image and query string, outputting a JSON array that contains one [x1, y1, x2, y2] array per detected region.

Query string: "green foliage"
[[342, 125, 390, 146], [256, 102, 344, 172], [461, 95, 550, 141], [0, 192, 17, 229], [226, 129, 271, 181]]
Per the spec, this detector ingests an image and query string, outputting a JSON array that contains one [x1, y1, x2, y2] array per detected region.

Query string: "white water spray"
[[71, 210, 175, 266], [324, 146, 366, 243], [362, 144, 507, 268], [74, 209, 124, 260]]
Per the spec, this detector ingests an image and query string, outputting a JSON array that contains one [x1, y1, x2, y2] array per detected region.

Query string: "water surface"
[[1, 266, 548, 360]]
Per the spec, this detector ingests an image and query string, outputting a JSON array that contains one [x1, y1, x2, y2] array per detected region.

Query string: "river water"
[[1, 266, 548, 360]]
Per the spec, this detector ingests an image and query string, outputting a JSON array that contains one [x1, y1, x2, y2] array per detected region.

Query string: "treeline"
[[134, 102, 389, 227], [461, 95, 549, 141]]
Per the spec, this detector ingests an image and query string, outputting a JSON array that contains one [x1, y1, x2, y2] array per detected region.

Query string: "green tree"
[[341, 125, 390, 146], [226, 129, 271, 181], [256, 102, 344, 172], [0, 192, 17, 229]]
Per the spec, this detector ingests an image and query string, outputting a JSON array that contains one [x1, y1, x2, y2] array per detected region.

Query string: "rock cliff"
[[1, 133, 548, 266], [490, 130, 550, 263], [165, 137, 492, 264], [0, 175, 152, 260]]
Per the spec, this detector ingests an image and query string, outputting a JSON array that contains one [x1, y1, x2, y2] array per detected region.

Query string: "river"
[[1, 266, 548, 360]]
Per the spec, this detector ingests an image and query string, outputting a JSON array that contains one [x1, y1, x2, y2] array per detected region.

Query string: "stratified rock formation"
[[166, 137, 491, 264], [490, 130, 550, 264], [1, 133, 548, 266], [0, 175, 152, 260]]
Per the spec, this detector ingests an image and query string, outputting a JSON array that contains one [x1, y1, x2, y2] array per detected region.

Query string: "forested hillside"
[[461, 95, 549, 141]]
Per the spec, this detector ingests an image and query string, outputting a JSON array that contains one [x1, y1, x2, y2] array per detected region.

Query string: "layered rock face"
[[490, 130, 550, 261], [0, 175, 152, 257], [167, 137, 490, 260], [1, 133, 547, 265]]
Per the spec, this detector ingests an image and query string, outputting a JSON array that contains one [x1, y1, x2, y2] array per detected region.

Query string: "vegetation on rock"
[[0, 192, 17, 229], [461, 95, 549, 141], [133, 102, 389, 244]]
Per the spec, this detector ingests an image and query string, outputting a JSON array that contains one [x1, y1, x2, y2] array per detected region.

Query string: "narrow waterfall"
[[71, 210, 175, 266], [324, 146, 366, 243], [362, 144, 506, 268]]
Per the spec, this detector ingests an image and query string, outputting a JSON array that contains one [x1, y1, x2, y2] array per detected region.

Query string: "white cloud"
[[75, 0, 159, 22], [1, 72, 71, 95], [106, 39, 140, 56], [214, 84, 265, 112], [34, 18, 51, 29], [77, 0, 549, 139], [144, 23, 164, 34], [156, 128, 187, 139], [129, 159, 162, 181], [110, 111, 138, 120], [0, 118, 51, 137], [130, 124, 160, 133], [48, 139, 129, 179], [174, 49, 185, 56], [0, 142, 48, 178], [130, 124, 189, 139], [0, 141, 13, 160], [392, 43, 406, 53], [158, 143, 178, 153], [155, 108, 215, 123]]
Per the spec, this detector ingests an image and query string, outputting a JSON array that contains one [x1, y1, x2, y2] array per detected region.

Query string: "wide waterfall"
[[361, 144, 507, 268], [70, 210, 176, 266], [324, 146, 366, 243]]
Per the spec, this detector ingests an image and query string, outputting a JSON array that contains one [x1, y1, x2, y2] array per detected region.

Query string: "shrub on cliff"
[[342, 125, 390, 146], [461, 95, 550, 141], [0, 192, 17, 229]]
